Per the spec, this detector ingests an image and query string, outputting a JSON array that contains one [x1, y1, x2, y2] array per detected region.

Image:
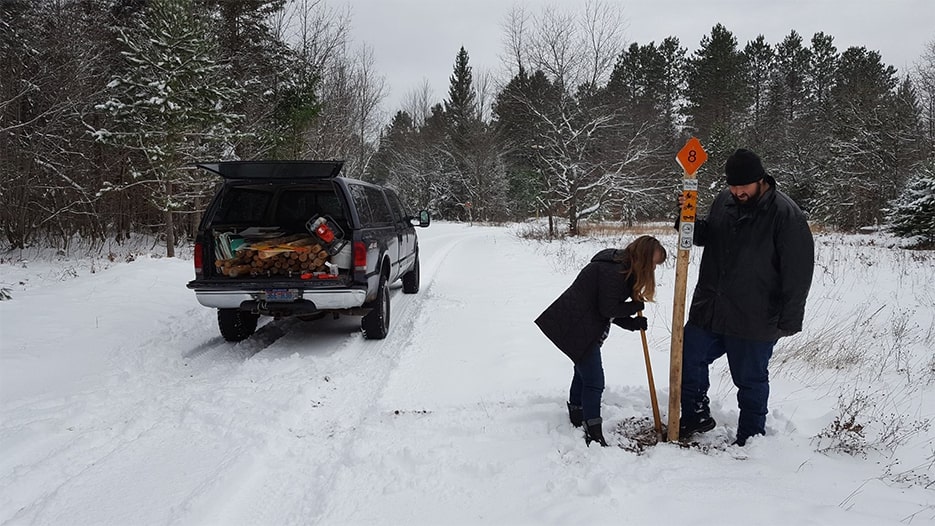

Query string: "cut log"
[[227, 264, 253, 277]]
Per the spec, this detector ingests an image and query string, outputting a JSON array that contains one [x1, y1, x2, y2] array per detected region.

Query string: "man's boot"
[[567, 402, 583, 428], [679, 395, 716, 437], [584, 417, 608, 447]]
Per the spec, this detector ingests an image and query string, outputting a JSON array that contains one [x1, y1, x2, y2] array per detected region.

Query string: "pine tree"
[[808, 33, 838, 117], [683, 24, 750, 140], [743, 36, 774, 149], [794, 32, 840, 214], [441, 46, 508, 221], [96, 0, 243, 256], [658, 37, 687, 135], [372, 110, 435, 211], [822, 47, 899, 230], [445, 47, 478, 134], [203, 0, 293, 158], [369, 110, 414, 184], [603, 38, 685, 221], [768, 31, 811, 127], [493, 68, 561, 219], [763, 31, 813, 205], [887, 163, 935, 248]]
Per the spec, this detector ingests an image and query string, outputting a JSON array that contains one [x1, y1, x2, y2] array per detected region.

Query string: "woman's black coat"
[[535, 249, 642, 364]]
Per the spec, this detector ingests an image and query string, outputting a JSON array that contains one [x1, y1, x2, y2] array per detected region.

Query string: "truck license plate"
[[265, 288, 298, 302]]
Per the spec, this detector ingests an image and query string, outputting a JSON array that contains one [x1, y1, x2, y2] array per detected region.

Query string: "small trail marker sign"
[[668, 136, 708, 442], [676, 137, 707, 176]]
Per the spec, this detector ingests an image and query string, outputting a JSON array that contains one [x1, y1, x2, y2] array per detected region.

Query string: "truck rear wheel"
[[362, 276, 390, 340], [218, 309, 259, 342], [402, 253, 420, 293]]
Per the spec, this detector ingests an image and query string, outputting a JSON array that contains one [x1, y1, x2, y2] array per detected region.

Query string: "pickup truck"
[[187, 160, 430, 341]]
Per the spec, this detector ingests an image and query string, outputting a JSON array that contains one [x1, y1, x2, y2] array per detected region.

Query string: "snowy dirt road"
[[1, 224, 562, 525], [2, 222, 934, 526]]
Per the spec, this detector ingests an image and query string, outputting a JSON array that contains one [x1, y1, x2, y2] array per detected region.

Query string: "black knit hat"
[[725, 148, 766, 186]]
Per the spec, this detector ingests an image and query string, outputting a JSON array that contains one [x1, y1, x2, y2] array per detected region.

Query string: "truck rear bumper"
[[194, 289, 367, 310]]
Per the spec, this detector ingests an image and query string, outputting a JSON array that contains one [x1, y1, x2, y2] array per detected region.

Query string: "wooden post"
[[668, 243, 690, 441], [669, 137, 707, 442]]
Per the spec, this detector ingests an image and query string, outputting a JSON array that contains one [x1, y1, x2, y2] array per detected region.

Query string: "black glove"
[[620, 300, 644, 316], [614, 316, 648, 332]]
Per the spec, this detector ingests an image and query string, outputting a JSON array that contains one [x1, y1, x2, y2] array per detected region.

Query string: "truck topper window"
[[215, 187, 271, 224]]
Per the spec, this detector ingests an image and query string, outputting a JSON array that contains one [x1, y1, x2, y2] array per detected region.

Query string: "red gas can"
[[315, 222, 335, 243]]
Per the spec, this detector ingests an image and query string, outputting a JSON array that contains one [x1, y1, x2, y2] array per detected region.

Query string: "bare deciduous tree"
[[350, 44, 388, 178], [914, 39, 935, 149], [496, 0, 654, 235], [401, 80, 435, 127]]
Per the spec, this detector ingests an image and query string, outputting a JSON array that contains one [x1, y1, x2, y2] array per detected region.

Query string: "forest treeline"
[[2, 0, 934, 253]]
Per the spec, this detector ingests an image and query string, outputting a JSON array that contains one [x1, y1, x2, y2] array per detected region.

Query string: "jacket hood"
[[591, 248, 621, 263]]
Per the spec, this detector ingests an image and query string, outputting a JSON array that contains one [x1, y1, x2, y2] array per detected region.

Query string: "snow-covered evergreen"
[[94, 0, 243, 255], [887, 163, 935, 247]]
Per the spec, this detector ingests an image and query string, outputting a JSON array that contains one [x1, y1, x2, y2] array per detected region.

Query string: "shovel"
[[639, 310, 664, 441]]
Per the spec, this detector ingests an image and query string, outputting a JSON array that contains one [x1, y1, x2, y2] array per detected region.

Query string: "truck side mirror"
[[418, 210, 431, 227]]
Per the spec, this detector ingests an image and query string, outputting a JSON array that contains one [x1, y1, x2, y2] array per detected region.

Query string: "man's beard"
[[731, 183, 763, 207]]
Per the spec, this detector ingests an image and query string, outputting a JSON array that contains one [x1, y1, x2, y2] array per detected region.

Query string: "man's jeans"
[[681, 324, 776, 440], [569, 343, 605, 422]]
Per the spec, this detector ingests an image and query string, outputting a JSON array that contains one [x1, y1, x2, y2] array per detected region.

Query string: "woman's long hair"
[[617, 236, 666, 302]]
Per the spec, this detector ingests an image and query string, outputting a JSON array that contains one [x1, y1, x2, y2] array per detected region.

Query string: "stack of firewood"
[[215, 234, 333, 277]]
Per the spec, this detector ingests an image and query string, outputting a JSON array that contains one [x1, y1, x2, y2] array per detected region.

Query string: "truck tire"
[[217, 308, 258, 342], [362, 275, 390, 340], [402, 253, 420, 294]]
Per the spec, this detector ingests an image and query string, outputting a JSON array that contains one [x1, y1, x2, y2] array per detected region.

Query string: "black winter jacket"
[[535, 249, 643, 364], [689, 181, 814, 341]]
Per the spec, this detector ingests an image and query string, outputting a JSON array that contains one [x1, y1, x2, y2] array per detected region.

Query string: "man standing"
[[678, 148, 814, 446]]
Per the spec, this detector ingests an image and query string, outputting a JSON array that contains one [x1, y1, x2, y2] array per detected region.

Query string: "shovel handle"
[[639, 310, 663, 438]]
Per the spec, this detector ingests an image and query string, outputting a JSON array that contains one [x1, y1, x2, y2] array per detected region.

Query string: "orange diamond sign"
[[675, 137, 708, 176]]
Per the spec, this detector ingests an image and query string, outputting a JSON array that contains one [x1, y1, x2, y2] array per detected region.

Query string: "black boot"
[[584, 418, 608, 447], [733, 431, 764, 447], [679, 396, 716, 437], [567, 402, 583, 428]]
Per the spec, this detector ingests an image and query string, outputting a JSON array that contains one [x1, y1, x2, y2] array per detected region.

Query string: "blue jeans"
[[569, 343, 605, 422], [681, 324, 776, 440]]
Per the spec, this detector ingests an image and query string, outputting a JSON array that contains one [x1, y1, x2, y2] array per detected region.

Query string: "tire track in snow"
[[193, 227, 492, 525], [0, 225, 488, 525], [0, 303, 322, 524], [0, 301, 280, 524]]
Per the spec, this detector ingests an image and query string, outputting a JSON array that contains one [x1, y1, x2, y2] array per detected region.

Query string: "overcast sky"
[[339, 0, 934, 114]]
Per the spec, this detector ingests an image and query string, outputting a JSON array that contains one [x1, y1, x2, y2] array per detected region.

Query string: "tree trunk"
[[191, 196, 203, 241], [165, 208, 176, 258]]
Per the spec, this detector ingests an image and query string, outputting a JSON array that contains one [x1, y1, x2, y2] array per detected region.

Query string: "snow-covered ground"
[[1, 222, 933, 525]]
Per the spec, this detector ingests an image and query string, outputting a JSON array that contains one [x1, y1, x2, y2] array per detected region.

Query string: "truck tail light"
[[193, 241, 203, 275], [353, 241, 367, 270]]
